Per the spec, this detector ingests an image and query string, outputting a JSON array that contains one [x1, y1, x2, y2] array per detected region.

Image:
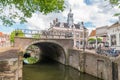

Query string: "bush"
[[23, 57, 38, 64]]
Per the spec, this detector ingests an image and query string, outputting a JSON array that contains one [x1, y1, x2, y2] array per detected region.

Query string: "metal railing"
[[97, 47, 120, 57], [15, 29, 73, 39]]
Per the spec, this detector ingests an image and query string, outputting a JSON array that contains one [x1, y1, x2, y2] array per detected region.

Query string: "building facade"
[[107, 21, 120, 50], [48, 9, 89, 49], [0, 32, 10, 47], [96, 26, 108, 47]]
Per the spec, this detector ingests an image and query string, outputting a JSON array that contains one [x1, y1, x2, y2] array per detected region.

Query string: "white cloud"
[[0, 0, 120, 33], [26, 12, 67, 30], [26, 13, 47, 30], [20, 0, 120, 30], [65, 0, 119, 27]]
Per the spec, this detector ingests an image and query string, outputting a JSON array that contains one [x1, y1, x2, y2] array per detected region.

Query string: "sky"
[[0, 0, 120, 34]]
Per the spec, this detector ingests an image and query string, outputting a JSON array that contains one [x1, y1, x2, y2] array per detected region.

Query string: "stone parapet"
[[0, 53, 23, 80]]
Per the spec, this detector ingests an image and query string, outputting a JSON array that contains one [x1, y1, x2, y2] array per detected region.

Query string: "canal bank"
[[0, 49, 23, 80], [0, 48, 120, 80], [68, 48, 120, 80]]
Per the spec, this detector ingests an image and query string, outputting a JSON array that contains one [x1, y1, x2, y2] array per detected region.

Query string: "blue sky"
[[0, 23, 27, 34], [84, 22, 95, 28], [0, 0, 119, 34], [84, 0, 93, 5]]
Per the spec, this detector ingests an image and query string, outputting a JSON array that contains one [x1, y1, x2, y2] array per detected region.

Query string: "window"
[[111, 35, 116, 46], [80, 32, 83, 38], [76, 41, 79, 48], [80, 41, 83, 45], [76, 33, 79, 37]]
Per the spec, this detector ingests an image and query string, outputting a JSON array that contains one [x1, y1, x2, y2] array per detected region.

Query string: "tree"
[[97, 38, 102, 43], [88, 38, 102, 44], [1, 0, 119, 26], [108, 0, 119, 4], [88, 38, 96, 44], [106, 0, 120, 16], [10, 30, 25, 43], [0, 0, 64, 26], [32, 33, 40, 39]]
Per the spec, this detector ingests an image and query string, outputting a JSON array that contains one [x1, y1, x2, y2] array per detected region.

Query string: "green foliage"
[[105, 0, 120, 16], [110, 0, 120, 16], [97, 38, 102, 42], [88, 38, 96, 44], [23, 57, 38, 64], [32, 33, 40, 39], [114, 13, 120, 16], [0, 0, 65, 26], [88, 38, 95, 41], [109, 0, 119, 4], [10, 30, 24, 43], [88, 38, 102, 44]]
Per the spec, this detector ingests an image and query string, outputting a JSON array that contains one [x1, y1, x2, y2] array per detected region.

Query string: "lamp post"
[[72, 25, 76, 49], [79, 32, 80, 49], [82, 22, 85, 52], [96, 36, 98, 53], [81, 22, 86, 72]]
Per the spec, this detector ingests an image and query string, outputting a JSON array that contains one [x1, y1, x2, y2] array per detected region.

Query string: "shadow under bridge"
[[24, 42, 66, 64]]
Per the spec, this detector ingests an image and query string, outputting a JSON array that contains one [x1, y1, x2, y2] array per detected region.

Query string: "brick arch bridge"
[[14, 37, 73, 65]]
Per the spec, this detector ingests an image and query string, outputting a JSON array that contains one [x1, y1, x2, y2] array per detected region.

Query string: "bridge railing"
[[14, 29, 73, 39]]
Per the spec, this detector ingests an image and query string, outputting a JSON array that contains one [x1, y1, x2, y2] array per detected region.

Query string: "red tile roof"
[[89, 30, 96, 37], [0, 32, 3, 36]]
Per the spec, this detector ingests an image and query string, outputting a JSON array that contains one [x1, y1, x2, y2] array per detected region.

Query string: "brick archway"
[[24, 41, 66, 64]]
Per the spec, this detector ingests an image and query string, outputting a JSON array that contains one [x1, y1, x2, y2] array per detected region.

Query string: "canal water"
[[23, 62, 101, 80]]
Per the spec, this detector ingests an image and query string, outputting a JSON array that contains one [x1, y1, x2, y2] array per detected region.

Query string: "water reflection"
[[23, 63, 101, 80]]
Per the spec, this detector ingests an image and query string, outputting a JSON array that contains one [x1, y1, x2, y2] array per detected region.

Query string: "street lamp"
[[82, 22, 85, 52], [81, 21, 86, 72], [96, 36, 98, 53]]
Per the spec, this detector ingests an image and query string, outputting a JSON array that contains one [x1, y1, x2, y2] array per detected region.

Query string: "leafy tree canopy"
[[106, 0, 120, 16], [32, 33, 40, 39], [108, 0, 119, 4], [10, 30, 24, 43], [1, 0, 118, 26], [0, 0, 64, 26]]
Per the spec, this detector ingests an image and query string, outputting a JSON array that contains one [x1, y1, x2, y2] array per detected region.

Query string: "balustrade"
[[15, 29, 73, 39]]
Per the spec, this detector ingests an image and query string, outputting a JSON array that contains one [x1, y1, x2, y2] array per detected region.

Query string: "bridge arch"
[[23, 40, 67, 64]]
